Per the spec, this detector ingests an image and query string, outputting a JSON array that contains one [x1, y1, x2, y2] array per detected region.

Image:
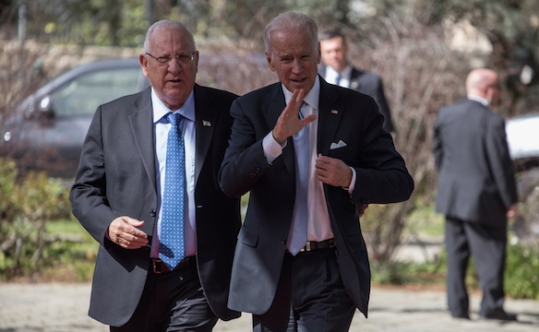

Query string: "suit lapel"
[[317, 79, 343, 156], [127, 88, 156, 190], [262, 83, 285, 131], [193, 84, 217, 182], [349, 68, 362, 90]]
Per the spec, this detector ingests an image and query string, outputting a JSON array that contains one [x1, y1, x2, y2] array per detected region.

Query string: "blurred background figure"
[[319, 29, 394, 133], [433, 68, 519, 321]]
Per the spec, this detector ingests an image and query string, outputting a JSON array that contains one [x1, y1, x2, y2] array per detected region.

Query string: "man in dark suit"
[[319, 29, 394, 133], [219, 12, 414, 331], [70, 20, 241, 331], [433, 68, 519, 321]]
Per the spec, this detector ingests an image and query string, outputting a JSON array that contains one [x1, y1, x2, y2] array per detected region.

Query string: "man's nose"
[[292, 59, 303, 73], [167, 58, 182, 74]]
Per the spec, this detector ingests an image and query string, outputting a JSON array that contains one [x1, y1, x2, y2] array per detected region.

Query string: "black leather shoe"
[[480, 309, 517, 321]]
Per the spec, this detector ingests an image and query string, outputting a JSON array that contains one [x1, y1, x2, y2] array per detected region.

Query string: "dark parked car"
[[0, 53, 270, 178], [505, 112, 539, 247], [0, 58, 149, 178]]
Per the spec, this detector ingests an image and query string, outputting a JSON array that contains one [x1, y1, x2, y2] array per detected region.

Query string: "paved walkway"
[[1, 283, 538, 331]]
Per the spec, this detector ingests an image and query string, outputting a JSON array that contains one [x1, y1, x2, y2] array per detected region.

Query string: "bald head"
[[466, 68, 501, 106]]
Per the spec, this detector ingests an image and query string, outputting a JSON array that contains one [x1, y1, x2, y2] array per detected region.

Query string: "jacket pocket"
[[328, 146, 357, 160]]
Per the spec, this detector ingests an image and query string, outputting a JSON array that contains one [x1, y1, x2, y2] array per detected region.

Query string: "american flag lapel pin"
[[202, 120, 211, 127], [331, 109, 338, 115]]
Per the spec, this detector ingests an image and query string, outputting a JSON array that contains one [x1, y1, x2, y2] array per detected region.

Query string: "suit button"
[[281, 237, 287, 244], [150, 210, 156, 217]]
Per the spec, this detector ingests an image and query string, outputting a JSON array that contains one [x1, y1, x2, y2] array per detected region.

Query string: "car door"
[[7, 62, 146, 177]]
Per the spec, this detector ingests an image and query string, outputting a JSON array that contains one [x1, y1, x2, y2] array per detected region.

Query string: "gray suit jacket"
[[433, 99, 518, 226], [219, 77, 414, 317], [70, 85, 241, 326], [319, 65, 394, 133]]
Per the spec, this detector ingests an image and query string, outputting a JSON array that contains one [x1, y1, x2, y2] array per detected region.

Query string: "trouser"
[[445, 217, 507, 317], [110, 257, 217, 332], [253, 248, 356, 332]]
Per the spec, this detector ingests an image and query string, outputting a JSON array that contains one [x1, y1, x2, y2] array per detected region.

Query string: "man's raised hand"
[[272, 89, 316, 144]]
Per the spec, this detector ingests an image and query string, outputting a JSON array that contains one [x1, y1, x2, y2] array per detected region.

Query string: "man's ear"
[[265, 51, 276, 72], [139, 54, 149, 77], [194, 50, 200, 74]]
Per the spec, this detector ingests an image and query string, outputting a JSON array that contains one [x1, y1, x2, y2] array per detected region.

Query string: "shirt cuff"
[[342, 167, 356, 195], [263, 131, 286, 164]]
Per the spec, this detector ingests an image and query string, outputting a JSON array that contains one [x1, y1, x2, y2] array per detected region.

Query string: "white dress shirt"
[[324, 65, 352, 88], [150, 88, 197, 258]]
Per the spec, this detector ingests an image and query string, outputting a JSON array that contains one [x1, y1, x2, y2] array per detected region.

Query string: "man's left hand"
[[315, 154, 352, 187]]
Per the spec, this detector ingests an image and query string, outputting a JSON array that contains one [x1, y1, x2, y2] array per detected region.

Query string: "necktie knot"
[[167, 112, 181, 126]]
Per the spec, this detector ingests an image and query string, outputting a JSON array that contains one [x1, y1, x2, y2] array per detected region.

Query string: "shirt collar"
[[152, 88, 196, 123], [326, 65, 352, 80], [281, 76, 320, 110], [467, 94, 489, 106]]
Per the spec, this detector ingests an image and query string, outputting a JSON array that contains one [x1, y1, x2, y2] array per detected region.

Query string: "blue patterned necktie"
[[288, 102, 309, 255], [159, 112, 185, 270]]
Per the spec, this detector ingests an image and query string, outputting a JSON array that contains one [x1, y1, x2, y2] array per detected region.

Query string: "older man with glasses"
[[70, 20, 241, 331]]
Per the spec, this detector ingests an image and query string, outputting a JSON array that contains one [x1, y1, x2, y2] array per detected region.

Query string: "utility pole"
[[145, 0, 153, 27], [18, 4, 26, 42]]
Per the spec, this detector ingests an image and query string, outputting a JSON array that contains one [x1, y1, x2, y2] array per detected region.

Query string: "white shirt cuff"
[[263, 132, 286, 164], [343, 167, 356, 194]]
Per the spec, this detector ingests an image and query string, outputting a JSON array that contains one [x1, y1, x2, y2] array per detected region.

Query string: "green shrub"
[[0, 158, 76, 279], [371, 243, 539, 300], [505, 244, 539, 300]]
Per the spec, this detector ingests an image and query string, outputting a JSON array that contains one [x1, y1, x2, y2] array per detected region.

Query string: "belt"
[[300, 238, 336, 252], [151, 256, 196, 274]]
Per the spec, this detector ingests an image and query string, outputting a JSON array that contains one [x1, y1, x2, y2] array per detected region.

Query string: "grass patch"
[[10, 218, 99, 282], [371, 251, 447, 286], [404, 202, 444, 238], [46, 219, 87, 234], [10, 198, 539, 301], [47, 219, 98, 282]]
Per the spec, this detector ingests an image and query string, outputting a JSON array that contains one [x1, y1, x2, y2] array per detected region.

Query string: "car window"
[[50, 67, 141, 117]]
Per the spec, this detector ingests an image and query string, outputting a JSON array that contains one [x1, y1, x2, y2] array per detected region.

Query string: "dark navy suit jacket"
[[219, 77, 413, 317], [319, 65, 394, 133]]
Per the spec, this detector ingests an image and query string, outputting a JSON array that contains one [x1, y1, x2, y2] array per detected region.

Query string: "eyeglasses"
[[145, 52, 196, 64]]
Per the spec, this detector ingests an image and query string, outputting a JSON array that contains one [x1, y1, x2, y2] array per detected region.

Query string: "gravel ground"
[[1, 283, 538, 332]]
